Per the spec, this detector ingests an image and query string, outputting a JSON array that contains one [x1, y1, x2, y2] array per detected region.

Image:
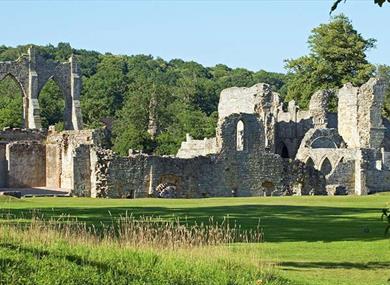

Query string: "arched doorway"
[[262, 181, 275, 196], [0, 75, 24, 128], [277, 141, 290, 158], [155, 174, 181, 198], [281, 143, 290, 158]]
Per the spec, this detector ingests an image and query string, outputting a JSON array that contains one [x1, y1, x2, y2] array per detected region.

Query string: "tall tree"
[[377, 65, 390, 119], [331, 0, 389, 13], [285, 15, 376, 109]]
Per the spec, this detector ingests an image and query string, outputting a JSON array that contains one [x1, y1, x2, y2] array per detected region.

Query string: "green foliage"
[[331, 0, 390, 13], [38, 79, 65, 129], [0, 76, 23, 129], [381, 208, 390, 236], [0, 43, 287, 154], [376, 65, 390, 119], [285, 15, 375, 110]]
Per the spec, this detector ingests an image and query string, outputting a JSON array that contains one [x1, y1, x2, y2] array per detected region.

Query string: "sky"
[[0, 0, 389, 73]]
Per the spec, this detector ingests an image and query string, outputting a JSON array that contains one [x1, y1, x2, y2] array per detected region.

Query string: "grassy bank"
[[0, 194, 389, 284]]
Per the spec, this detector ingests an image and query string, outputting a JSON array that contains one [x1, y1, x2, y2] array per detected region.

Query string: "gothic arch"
[[311, 136, 337, 148], [306, 157, 315, 168], [276, 141, 290, 158], [0, 73, 26, 96], [0, 47, 83, 130], [320, 157, 333, 176], [0, 74, 25, 127], [38, 78, 66, 128]]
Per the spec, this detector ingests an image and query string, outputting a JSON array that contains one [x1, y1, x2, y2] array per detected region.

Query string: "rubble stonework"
[[0, 74, 389, 196]]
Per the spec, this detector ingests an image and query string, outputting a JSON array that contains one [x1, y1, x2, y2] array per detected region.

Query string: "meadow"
[[0, 194, 389, 285]]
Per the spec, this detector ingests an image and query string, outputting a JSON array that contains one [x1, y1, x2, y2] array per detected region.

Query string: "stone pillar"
[[148, 164, 154, 195], [27, 47, 42, 129], [89, 148, 98, 198], [69, 55, 83, 130], [147, 92, 158, 139], [309, 90, 331, 129], [354, 150, 368, 195]]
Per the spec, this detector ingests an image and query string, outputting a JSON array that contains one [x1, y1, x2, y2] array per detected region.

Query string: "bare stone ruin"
[[0, 47, 83, 130], [0, 48, 389, 198]]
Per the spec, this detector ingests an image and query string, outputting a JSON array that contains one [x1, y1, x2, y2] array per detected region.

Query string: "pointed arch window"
[[320, 157, 332, 176], [236, 120, 245, 151]]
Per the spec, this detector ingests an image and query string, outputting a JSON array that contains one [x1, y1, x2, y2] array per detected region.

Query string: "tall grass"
[[0, 212, 263, 248], [0, 213, 287, 285]]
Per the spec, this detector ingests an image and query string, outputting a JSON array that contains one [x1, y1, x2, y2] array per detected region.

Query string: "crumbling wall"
[[94, 150, 217, 198], [176, 135, 217, 158], [6, 141, 46, 187], [276, 100, 313, 159], [45, 129, 105, 193], [338, 78, 387, 149], [326, 160, 355, 194], [282, 159, 326, 196], [0, 128, 46, 143]]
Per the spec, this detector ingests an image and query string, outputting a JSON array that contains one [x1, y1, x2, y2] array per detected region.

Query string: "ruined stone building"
[[0, 48, 389, 198]]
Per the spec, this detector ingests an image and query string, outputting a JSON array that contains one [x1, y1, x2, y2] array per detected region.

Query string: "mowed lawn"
[[0, 194, 389, 285]]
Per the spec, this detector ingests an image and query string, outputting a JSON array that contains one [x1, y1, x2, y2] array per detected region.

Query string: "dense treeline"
[[0, 43, 286, 155], [0, 16, 389, 155]]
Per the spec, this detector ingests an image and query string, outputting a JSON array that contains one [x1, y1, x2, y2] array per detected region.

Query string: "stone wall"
[[6, 141, 46, 187], [338, 79, 387, 149], [73, 145, 92, 197], [45, 143, 61, 188], [176, 135, 217, 158], [45, 129, 105, 193], [96, 152, 217, 198], [0, 128, 46, 143]]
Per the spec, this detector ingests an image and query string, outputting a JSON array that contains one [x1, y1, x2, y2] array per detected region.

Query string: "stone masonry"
[[0, 56, 388, 197]]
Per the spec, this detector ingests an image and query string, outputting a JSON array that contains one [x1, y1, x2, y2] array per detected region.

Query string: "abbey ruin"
[[0, 47, 389, 198]]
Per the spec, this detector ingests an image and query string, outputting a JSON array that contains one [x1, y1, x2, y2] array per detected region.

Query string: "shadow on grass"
[[0, 242, 124, 274], [279, 261, 390, 270], [0, 203, 385, 243]]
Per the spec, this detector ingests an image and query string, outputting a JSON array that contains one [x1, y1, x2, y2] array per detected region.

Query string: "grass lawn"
[[0, 194, 389, 285]]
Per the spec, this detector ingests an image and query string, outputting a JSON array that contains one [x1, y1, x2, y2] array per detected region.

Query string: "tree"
[[285, 15, 375, 110], [331, 0, 389, 13], [0, 43, 287, 155], [81, 56, 129, 127], [0, 76, 23, 129], [38, 79, 65, 129], [376, 65, 390, 119]]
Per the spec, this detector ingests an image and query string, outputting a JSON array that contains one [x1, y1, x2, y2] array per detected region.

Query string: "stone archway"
[[0, 47, 83, 130], [38, 78, 65, 129], [155, 174, 181, 198], [262, 181, 275, 196]]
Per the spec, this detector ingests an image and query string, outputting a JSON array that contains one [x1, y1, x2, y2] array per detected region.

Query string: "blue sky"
[[0, 0, 388, 73]]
